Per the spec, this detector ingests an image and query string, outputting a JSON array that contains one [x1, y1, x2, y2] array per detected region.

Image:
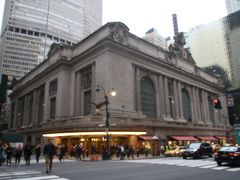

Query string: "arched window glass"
[[141, 77, 156, 118], [182, 88, 192, 122], [208, 97, 215, 123]]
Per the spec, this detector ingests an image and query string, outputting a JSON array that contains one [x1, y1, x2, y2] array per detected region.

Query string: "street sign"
[[227, 95, 234, 107]]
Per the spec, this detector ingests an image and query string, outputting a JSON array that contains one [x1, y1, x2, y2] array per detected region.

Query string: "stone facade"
[[6, 22, 232, 155]]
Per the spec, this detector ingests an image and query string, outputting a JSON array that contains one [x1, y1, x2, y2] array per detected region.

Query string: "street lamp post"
[[96, 84, 116, 160]]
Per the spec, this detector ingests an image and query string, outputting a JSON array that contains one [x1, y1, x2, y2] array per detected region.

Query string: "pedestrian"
[[0, 141, 4, 166], [14, 145, 23, 166], [34, 144, 41, 163], [5, 143, 13, 166], [129, 146, 134, 159], [119, 145, 125, 160], [58, 144, 66, 162], [75, 144, 82, 160], [43, 139, 56, 174], [24, 142, 32, 165]]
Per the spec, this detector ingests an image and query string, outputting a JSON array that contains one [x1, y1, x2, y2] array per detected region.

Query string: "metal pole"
[[105, 95, 110, 159]]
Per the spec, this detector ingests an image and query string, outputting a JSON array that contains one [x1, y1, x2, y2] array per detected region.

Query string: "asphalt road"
[[1, 157, 240, 180]]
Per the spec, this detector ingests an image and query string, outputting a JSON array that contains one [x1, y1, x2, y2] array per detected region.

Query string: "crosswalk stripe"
[[212, 166, 231, 170], [187, 161, 216, 167], [226, 167, 240, 172], [199, 164, 218, 168], [0, 171, 41, 177], [0, 170, 70, 180], [12, 175, 59, 180], [117, 158, 240, 172]]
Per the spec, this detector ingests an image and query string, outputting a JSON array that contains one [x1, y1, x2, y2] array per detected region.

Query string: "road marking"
[[199, 164, 218, 168], [226, 167, 240, 172], [0, 170, 70, 180], [117, 158, 240, 172], [212, 166, 231, 170], [12, 175, 59, 180]]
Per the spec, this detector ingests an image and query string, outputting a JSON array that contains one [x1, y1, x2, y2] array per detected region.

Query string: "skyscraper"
[[143, 28, 168, 49], [225, 0, 240, 14], [0, 0, 102, 79], [186, 10, 240, 89]]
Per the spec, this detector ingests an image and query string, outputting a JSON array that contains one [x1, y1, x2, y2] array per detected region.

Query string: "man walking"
[[43, 139, 56, 174]]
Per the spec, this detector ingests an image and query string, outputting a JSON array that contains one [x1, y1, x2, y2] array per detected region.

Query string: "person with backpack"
[[43, 139, 56, 174]]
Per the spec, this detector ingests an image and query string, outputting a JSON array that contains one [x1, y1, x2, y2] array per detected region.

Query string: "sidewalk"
[[74, 154, 165, 161], [0, 154, 165, 167]]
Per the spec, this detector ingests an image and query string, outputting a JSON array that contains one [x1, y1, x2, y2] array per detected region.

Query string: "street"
[[1, 157, 240, 180]]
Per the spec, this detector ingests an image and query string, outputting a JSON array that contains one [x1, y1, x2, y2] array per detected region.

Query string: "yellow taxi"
[[164, 146, 185, 157]]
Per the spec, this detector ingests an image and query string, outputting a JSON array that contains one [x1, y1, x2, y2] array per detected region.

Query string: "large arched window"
[[182, 88, 192, 122], [208, 97, 215, 123], [141, 77, 156, 118]]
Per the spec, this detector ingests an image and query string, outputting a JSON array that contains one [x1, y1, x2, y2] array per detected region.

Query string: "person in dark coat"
[[59, 145, 66, 162], [24, 142, 32, 165], [0, 141, 4, 166], [5, 143, 13, 166], [34, 144, 41, 163], [43, 139, 56, 174], [14, 145, 23, 166]]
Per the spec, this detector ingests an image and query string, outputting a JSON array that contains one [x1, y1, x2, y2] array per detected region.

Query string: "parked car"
[[182, 142, 213, 159], [214, 146, 240, 166], [164, 146, 184, 157]]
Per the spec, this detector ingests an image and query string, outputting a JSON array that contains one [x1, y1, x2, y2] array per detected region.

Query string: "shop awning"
[[215, 136, 227, 140], [139, 135, 159, 140], [1, 133, 24, 142], [171, 136, 198, 141], [197, 136, 217, 140]]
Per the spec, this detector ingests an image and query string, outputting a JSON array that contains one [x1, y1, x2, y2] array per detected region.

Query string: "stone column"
[[135, 67, 141, 112], [23, 95, 28, 126], [74, 71, 82, 116], [204, 91, 210, 124], [91, 64, 96, 114], [177, 81, 183, 119], [43, 83, 48, 121], [191, 87, 197, 123], [188, 86, 194, 122], [163, 76, 170, 117], [195, 88, 201, 123], [13, 99, 18, 129], [173, 79, 179, 119], [202, 90, 207, 123], [32, 90, 38, 126], [158, 74, 165, 117]]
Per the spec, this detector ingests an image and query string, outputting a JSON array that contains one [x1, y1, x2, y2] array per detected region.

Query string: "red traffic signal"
[[213, 98, 222, 109]]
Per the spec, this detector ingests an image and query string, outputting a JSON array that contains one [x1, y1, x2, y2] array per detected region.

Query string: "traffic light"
[[213, 98, 222, 109]]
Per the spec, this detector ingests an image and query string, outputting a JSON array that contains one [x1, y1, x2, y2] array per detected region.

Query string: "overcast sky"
[[0, 0, 227, 38], [102, 0, 227, 38]]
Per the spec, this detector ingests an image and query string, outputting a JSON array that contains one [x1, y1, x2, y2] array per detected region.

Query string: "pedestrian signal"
[[214, 98, 222, 109]]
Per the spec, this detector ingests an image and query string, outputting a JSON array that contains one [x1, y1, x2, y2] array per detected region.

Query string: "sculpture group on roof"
[[168, 32, 195, 65]]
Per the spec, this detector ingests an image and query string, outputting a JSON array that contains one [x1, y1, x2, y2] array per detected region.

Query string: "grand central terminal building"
[[6, 22, 232, 156]]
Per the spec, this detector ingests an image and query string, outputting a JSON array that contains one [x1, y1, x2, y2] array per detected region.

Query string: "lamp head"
[[111, 88, 116, 96]]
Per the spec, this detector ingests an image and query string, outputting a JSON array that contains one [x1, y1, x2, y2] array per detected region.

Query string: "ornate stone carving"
[[168, 32, 196, 65], [110, 22, 129, 45]]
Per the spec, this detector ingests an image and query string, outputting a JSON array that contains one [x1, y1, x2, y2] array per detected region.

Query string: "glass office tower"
[[225, 0, 240, 14], [0, 0, 102, 79], [186, 11, 240, 89]]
